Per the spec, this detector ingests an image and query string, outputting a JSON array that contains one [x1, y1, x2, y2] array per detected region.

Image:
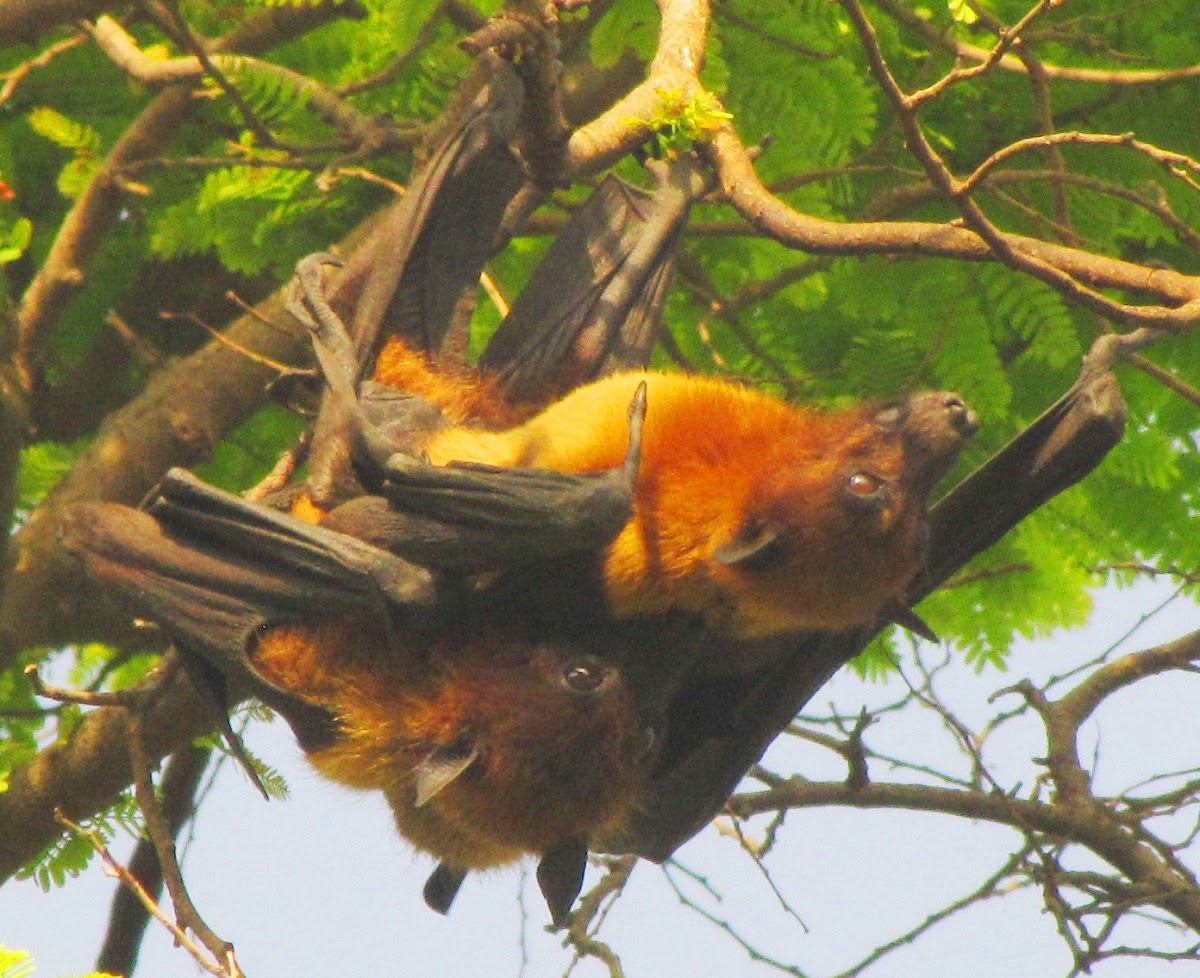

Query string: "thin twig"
[[127, 710, 242, 978], [160, 311, 298, 373], [0, 31, 88, 106], [55, 810, 232, 978]]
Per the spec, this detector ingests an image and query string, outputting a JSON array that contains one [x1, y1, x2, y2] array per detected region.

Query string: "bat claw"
[[537, 840, 589, 927], [622, 381, 647, 482], [882, 601, 939, 644]]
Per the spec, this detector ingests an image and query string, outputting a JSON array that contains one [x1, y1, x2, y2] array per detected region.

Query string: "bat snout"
[[900, 390, 979, 493], [907, 390, 979, 451], [938, 392, 980, 439]]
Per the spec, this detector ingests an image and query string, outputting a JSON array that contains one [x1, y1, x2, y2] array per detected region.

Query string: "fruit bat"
[[147, 255, 1125, 876], [288, 254, 977, 645], [64, 249, 975, 920], [60, 76, 704, 918], [58, 37, 1126, 924], [603, 357, 1128, 861], [414, 370, 977, 639], [61, 494, 658, 926]]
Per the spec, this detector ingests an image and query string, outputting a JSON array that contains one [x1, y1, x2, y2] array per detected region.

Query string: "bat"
[[604, 358, 1128, 860]]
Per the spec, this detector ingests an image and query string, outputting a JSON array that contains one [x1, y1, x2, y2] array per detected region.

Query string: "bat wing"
[[147, 469, 437, 613], [918, 360, 1127, 588], [607, 362, 1128, 861], [340, 50, 527, 369], [60, 466, 444, 762], [303, 51, 527, 503], [57, 498, 395, 753], [480, 156, 701, 403]]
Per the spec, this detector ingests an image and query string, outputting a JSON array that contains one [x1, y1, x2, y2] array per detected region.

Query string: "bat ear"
[[881, 600, 940, 643], [713, 520, 784, 569], [536, 839, 590, 927], [414, 741, 480, 806]]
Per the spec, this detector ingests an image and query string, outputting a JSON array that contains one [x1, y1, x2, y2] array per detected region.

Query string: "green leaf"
[[0, 218, 32, 265], [25, 108, 101, 154], [590, 0, 659, 67], [947, 0, 979, 26], [17, 793, 141, 891], [0, 947, 35, 978], [211, 59, 314, 127], [16, 441, 86, 515], [195, 402, 307, 490]]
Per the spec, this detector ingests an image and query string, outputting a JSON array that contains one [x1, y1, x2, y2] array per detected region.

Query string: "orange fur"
[[251, 622, 643, 871], [289, 493, 326, 525], [426, 372, 942, 638], [257, 346, 966, 871], [372, 337, 525, 428]]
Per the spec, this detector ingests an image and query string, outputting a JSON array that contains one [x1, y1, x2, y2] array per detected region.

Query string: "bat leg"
[[290, 252, 462, 484], [423, 862, 468, 916], [291, 252, 358, 393], [536, 839, 590, 927]]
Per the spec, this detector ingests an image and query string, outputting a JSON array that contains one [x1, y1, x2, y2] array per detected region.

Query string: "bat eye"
[[847, 471, 885, 497], [560, 659, 613, 695]]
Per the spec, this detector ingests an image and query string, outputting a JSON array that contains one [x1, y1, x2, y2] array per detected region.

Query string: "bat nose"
[[940, 393, 980, 438]]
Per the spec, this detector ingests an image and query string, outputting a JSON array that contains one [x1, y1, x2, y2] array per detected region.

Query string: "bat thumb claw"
[[882, 602, 940, 644], [622, 382, 648, 480]]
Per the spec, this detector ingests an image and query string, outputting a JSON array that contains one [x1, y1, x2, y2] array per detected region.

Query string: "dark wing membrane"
[[149, 469, 436, 612], [59, 500, 358, 752], [608, 363, 1128, 862], [918, 361, 1127, 589], [340, 50, 527, 369], [481, 157, 700, 403], [304, 52, 527, 503]]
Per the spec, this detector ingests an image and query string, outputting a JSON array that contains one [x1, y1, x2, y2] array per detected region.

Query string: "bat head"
[[711, 390, 978, 638], [401, 642, 651, 861]]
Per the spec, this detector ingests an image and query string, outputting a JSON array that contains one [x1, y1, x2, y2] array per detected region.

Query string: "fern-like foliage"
[[17, 794, 141, 892], [0, 946, 117, 978], [211, 58, 314, 127], [24, 108, 103, 200]]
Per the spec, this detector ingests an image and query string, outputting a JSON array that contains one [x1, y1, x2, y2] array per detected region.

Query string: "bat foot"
[[881, 601, 939, 644]]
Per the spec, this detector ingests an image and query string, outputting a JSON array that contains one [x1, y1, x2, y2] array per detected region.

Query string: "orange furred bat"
[[369, 345, 978, 640], [251, 620, 646, 875], [61, 492, 653, 923]]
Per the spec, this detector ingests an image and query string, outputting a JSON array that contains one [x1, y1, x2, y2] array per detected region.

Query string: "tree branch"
[[14, 0, 357, 394], [0, 656, 212, 884], [0, 0, 118, 43], [873, 0, 1200, 87]]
